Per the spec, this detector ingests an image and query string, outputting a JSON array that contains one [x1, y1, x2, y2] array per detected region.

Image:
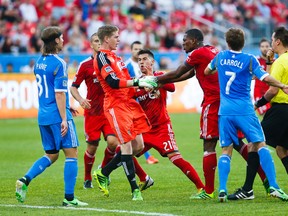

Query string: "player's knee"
[[133, 145, 144, 155], [45, 152, 59, 163], [106, 136, 119, 150]]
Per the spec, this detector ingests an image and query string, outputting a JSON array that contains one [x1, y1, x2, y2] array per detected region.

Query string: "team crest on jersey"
[[117, 61, 126, 70], [104, 66, 113, 73], [63, 80, 67, 87]]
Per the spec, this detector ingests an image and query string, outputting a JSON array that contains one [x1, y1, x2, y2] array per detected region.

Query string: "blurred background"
[[1, 0, 287, 73]]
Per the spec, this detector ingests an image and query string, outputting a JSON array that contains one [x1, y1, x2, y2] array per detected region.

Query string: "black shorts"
[[261, 103, 288, 149]]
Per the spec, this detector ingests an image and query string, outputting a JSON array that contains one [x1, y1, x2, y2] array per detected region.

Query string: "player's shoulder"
[[50, 54, 66, 69], [79, 56, 93, 67], [124, 58, 132, 66]]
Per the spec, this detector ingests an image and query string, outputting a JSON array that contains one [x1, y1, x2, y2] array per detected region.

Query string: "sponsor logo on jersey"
[[104, 66, 113, 73]]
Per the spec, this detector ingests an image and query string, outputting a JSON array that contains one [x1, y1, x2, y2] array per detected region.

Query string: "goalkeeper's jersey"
[[94, 49, 135, 109]]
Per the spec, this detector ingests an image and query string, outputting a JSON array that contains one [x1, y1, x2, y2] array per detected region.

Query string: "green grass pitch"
[[0, 113, 288, 215]]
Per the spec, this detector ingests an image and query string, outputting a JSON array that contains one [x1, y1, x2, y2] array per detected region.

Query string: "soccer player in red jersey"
[[70, 33, 119, 189], [152, 28, 268, 199], [253, 38, 271, 115], [135, 49, 206, 196], [93, 25, 157, 200]]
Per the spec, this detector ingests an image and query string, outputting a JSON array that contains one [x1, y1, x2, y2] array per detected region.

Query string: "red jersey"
[[94, 49, 135, 109], [135, 71, 175, 127], [186, 45, 220, 104], [72, 56, 104, 116], [254, 56, 270, 98]]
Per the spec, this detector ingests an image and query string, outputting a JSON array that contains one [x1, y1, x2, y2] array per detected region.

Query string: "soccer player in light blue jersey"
[[204, 28, 288, 202], [15, 26, 88, 206]]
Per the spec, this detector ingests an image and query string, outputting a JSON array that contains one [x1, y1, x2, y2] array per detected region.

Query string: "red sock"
[[84, 150, 95, 181], [101, 147, 116, 167], [239, 144, 248, 160], [203, 152, 217, 194], [239, 144, 266, 182], [133, 157, 147, 182], [170, 154, 205, 190]]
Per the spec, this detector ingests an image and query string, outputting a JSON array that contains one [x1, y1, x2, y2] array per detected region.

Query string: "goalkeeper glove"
[[133, 76, 158, 88]]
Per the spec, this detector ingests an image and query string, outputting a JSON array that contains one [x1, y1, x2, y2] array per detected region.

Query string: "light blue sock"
[[25, 155, 52, 184], [144, 151, 151, 160], [258, 147, 279, 189], [64, 158, 78, 200], [218, 154, 231, 193]]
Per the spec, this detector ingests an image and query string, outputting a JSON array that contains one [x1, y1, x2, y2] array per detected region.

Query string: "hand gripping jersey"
[[135, 71, 175, 127]]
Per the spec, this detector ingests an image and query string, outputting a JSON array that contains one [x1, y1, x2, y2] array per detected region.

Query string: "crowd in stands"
[[0, 0, 288, 56]]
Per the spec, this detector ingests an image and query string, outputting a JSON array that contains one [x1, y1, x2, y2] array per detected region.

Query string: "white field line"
[[0, 204, 177, 216]]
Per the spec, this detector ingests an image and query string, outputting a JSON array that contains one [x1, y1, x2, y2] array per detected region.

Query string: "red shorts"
[[105, 99, 151, 144], [200, 101, 220, 139], [139, 122, 178, 157], [84, 114, 114, 144]]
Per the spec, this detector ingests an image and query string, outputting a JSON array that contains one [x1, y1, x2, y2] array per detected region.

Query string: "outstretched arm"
[[255, 75, 288, 108], [156, 63, 193, 84]]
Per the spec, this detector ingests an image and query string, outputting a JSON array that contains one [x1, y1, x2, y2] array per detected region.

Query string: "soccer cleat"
[[269, 186, 288, 201], [15, 179, 28, 203], [263, 178, 270, 195], [218, 190, 228, 202], [132, 189, 143, 201], [190, 188, 214, 199], [63, 198, 88, 206], [227, 188, 254, 200], [139, 176, 154, 191], [83, 180, 93, 189], [93, 169, 109, 197], [146, 156, 159, 164]]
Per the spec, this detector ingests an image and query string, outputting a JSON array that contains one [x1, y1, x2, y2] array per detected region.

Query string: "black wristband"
[[133, 78, 139, 86], [266, 61, 273, 65], [255, 96, 269, 108]]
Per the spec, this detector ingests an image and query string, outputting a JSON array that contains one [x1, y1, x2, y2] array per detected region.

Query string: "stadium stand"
[[0, 0, 288, 73]]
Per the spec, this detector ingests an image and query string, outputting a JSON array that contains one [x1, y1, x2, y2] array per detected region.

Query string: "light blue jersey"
[[125, 58, 142, 78], [208, 50, 269, 146], [209, 50, 269, 115], [34, 54, 72, 125]]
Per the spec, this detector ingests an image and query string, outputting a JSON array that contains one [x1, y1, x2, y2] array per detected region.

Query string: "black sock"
[[65, 194, 74, 201], [21, 176, 31, 186], [121, 154, 138, 192], [102, 151, 122, 177], [242, 152, 259, 191], [281, 156, 288, 174]]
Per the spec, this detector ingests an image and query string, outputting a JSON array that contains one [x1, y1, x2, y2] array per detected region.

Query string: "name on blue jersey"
[[36, 63, 47, 71], [220, 59, 243, 69]]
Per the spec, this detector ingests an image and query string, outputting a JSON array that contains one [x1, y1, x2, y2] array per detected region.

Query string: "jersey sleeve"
[[96, 51, 117, 80], [208, 54, 218, 71], [185, 50, 199, 67], [54, 61, 68, 92], [72, 64, 86, 88], [251, 55, 269, 81]]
